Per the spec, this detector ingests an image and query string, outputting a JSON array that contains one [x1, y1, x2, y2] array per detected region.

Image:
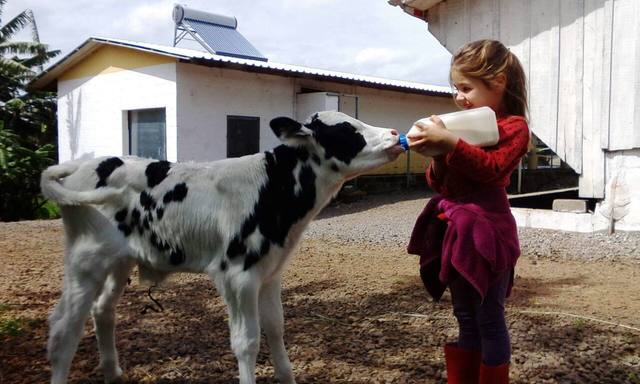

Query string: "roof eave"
[[186, 57, 450, 97], [29, 37, 451, 97]]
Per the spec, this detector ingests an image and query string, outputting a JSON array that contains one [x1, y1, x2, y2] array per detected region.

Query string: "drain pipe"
[[517, 158, 523, 194]]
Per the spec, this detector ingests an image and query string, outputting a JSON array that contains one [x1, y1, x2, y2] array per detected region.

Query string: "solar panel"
[[173, 5, 267, 62], [185, 18, 267, 61]]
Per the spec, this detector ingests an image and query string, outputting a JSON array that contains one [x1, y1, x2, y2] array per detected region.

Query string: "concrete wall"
[[176, 63, 295, 162], [57, 60, 178, 162], [55, 46, 455, 176], [175, 63, 456, 171]]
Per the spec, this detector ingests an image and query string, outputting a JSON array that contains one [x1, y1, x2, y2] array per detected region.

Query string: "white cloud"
[[4, 0, 452, 85], [354, 47, 403, 65]]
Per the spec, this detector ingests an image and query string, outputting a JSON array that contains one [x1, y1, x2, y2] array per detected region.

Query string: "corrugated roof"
[[29, 37, 452, 97]]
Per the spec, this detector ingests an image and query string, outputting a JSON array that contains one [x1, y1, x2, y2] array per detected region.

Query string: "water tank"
[[172, 4, 237, 29]]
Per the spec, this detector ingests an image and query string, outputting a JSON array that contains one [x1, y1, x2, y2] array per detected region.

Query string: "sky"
[[5, 0, 452, 86]]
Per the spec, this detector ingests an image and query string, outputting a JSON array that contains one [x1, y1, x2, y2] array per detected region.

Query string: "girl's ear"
[[493, 73, 507, 90]]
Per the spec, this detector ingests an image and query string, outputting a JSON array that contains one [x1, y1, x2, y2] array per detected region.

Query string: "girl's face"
[[451, 70, 506, 115]]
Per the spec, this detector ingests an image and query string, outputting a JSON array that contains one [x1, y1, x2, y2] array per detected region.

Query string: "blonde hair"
[[450, 40, 528, 118]]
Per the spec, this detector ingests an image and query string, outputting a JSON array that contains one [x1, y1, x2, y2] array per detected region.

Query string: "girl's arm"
[[445, 116, 529, 183]]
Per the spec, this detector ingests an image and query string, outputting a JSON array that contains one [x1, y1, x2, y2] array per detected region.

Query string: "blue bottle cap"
[[399, 134, 409, 151]]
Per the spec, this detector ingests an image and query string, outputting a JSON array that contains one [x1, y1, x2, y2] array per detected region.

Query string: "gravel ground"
[[314, 190, 640, 264], [1, 191, 639, 383]]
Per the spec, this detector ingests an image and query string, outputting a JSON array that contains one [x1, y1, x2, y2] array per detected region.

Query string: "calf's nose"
[[390, 129, 399, 136]]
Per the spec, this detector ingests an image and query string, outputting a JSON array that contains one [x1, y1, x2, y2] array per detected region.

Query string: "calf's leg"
[[259, 277, 295, 384], [49, 256, 106, 384], [91, 260, 135, 382], [220, 277, 261, 384]]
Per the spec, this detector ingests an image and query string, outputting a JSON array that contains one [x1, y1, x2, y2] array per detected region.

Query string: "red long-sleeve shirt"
[[426, 115, 530, 199]]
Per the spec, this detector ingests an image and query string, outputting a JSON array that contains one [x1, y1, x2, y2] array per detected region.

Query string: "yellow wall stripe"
[[60, 45, 175, 81]]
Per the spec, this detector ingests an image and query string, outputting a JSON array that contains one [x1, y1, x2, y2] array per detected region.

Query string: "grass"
[[0, 303, 24, 338], [0, 317, 23, 337], [37, 199, 60, 219]]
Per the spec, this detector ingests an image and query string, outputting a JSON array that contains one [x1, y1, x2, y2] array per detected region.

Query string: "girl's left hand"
[[407, 115, 459, 154]]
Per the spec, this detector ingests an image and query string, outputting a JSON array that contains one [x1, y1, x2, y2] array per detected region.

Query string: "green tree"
[[0, 0, 60, 221]]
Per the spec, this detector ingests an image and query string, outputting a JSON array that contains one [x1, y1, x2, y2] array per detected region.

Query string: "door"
[[227, 115, 260, 158]]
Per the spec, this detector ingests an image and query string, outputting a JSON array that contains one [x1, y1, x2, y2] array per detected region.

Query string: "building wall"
[[56, 46, 178, 162], [55, 46, 454, 177], [176, 63, 456, 173], [176, 63, 295, 162]]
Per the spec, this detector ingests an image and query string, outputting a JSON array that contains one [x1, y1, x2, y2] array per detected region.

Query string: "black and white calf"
[[41, 111, 404, 384]]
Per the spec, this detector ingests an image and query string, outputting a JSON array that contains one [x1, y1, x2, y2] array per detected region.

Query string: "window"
[[227, 115, 259, 158], [128, 108, 166, 160]]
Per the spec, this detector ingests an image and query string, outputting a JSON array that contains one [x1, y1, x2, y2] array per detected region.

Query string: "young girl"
[[406, 40, 529, 384]]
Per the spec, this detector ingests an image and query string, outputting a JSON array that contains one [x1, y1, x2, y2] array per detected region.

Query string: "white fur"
[[41, 111, 401, 384]]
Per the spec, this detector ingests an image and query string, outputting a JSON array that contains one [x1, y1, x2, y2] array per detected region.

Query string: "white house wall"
[[176, 63, 294, 162], [57, 63, 178, 162], [175, 63, 455, 162]]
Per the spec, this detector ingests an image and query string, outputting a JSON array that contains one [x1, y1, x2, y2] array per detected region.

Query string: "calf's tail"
[[40, 163, 125, 206]]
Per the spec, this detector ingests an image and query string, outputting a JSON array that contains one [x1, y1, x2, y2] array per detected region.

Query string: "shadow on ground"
[[1, 268, 637, 384]]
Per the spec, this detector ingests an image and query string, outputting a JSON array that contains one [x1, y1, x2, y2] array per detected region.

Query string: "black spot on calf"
[[131, 208, 141, 225], [163, 191, 174, 204], [95, 157, 124, 188], [140, 191, 156, 211], [172, 183, 188, 202], [145, 161, 172, 188], [117, 223, 132, 237], [169, 248, 185, 265], [227, 145, 316, 270], [306, 116, 365, 164], [115, 208, 127, 222], [156, 207, 164, 220]]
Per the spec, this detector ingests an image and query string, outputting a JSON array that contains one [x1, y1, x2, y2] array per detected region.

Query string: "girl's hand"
[[407, 115, 459, 155]]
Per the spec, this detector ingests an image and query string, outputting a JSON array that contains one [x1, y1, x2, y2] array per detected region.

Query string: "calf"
[[40, 111, 404, 384]]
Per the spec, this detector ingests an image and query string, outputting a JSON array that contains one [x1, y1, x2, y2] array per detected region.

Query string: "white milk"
[[406, 106, 499, 156]]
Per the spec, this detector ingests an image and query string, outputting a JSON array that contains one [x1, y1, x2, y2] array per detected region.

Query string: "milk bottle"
[[398, 106, 499, 156]]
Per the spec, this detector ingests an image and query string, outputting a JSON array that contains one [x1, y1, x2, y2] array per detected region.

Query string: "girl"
[[406, 40, 529, 384]]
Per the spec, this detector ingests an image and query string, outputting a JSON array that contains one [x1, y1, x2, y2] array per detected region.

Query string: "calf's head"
[[270, 111, 404, 179]]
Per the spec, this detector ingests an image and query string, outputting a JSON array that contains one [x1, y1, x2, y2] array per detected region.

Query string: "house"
[[390, 0, 640, 232], [29, 34, 455, 178]]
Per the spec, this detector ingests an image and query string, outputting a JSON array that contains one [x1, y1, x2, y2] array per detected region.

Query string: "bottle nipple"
[[399, 134, 409, 151]]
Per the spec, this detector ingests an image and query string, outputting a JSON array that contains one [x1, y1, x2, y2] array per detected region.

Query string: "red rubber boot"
[[444, 344, 481, 384], [479, 362, 509, 384]]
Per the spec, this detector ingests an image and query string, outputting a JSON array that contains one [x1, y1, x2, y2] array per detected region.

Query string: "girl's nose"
[[390, 129, 399, 136]]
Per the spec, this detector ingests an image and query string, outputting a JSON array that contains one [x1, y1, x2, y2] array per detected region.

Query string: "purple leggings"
[[449, 271, 511, 366]]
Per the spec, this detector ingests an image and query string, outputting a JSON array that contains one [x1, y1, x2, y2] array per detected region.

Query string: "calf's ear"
[[270, 117, 312, 141]]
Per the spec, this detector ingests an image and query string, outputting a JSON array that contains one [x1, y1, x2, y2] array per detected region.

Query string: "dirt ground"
[[1, 200, 639, 383]]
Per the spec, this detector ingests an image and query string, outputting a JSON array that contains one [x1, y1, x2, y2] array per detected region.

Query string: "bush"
[[0, 121, 55, 221]]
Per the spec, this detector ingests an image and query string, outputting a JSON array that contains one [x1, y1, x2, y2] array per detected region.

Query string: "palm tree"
[[0, 0, 59, 100], [0, 0, 60, 221]]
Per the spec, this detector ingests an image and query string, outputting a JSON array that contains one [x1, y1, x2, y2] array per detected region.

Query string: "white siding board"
[[468, 0, 498, 41], [427, 5, 445, 44], [608, 0, 640, 150], [528, 0, 560, 153], [557, 0, 583, 173], [498, 0, 531, 121], [599, 0, 614, 151], [580, 0, 607, 198], [442, 0, 469, 52]]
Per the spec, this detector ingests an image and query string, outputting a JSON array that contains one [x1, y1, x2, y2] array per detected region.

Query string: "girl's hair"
[[450, 40, 528, 118]]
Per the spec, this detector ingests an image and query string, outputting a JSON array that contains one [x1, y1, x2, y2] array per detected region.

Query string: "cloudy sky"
[[6, 0, 452, 86]]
